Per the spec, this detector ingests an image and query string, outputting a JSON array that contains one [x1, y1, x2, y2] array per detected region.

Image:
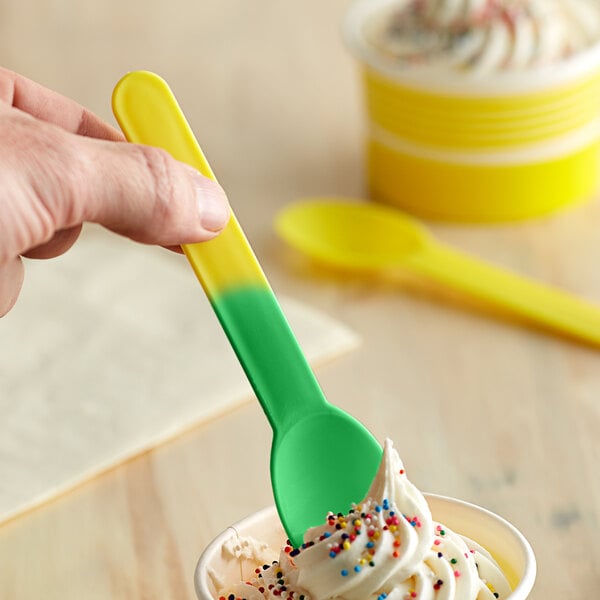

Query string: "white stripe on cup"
[[369, 119, 600, 165]]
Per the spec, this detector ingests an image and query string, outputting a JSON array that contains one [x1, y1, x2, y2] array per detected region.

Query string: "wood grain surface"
[[1, 1, 599, 599]]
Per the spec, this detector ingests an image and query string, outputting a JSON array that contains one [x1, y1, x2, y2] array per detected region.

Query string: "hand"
[[0, 67, 230, 316]]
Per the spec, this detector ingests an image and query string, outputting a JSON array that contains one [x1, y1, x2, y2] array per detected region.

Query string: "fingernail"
[[190, 170, 230, 232]]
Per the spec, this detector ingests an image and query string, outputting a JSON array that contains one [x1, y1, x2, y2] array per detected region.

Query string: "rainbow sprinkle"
[[322, 499, 415, 576]]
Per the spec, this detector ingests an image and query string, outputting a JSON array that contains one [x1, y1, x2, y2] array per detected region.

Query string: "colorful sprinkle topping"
[[323, 500, 412, 576]]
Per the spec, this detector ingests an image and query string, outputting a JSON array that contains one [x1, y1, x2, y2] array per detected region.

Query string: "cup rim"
[[342, 0, 600, 97], [194, 492, 536, 600]]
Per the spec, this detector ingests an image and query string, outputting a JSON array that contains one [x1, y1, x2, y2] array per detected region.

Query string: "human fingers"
[[163, 245, 186, 254], [22, 226, 82, 260], [0, 257, 24, 317], [0, 107, 230, 261], [0, 65, 123, 141], [82, 138, 231, 245]]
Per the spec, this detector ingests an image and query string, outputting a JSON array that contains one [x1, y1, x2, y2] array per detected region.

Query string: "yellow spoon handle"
[[408, 242, 600, 345], [112, 70, 267, 295]]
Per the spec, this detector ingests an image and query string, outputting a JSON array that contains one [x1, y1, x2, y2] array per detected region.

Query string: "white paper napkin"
[[0, 226, 359, 524]]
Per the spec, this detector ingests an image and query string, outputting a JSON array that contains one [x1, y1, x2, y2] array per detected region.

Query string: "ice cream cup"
[[194, 493, 536, 599], [343, 0, 600, 222]]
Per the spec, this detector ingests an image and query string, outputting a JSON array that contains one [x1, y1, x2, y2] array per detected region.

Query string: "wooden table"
[[1, 1, 599, 598]]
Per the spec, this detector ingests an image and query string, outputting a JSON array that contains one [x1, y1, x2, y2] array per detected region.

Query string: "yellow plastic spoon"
[[111, 73, 381, 547], [276, 198, 600, 346]]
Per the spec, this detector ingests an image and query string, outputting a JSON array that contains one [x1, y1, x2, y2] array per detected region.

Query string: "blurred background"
[[1, 0, 364, 217], [1, 1, 600, 599]]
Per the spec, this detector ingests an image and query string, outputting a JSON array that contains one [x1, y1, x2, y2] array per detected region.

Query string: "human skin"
[[0, 66, 230, 316]]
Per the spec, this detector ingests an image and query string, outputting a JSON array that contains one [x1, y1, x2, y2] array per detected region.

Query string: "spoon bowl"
[[273, 406, 382, 545], [277, 199, 429, 270]]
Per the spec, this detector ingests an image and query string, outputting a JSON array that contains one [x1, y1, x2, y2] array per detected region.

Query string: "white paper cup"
[[195, 494, 536, 600]]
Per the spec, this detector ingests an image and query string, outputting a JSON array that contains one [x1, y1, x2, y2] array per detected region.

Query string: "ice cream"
[[218, 440, 511, 600], [364, 0, 600, 73]]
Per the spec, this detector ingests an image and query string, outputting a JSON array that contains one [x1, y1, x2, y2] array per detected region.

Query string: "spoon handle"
[[112, 71, 328, 431], [409, 241, 600, 346]]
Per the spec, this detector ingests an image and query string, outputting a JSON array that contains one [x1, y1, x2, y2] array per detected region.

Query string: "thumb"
[[1, 110, 230, 260], [79, 136, 231, 245], [76, 134, 231, 246]]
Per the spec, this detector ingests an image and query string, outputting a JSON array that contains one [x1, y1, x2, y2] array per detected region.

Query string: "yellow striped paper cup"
[[343, 0, 600, 222]]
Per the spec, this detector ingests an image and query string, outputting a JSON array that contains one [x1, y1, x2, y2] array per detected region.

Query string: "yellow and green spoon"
[[112, 71, 381, 547]]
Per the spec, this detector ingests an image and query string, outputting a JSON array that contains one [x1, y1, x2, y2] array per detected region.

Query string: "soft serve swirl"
[[222, 440, 511, 600], [365, 0, 600, 73]]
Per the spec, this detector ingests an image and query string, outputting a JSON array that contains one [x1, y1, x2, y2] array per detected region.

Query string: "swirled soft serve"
[[219, 440, 511, 600], [363, 0, 600, 73]]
